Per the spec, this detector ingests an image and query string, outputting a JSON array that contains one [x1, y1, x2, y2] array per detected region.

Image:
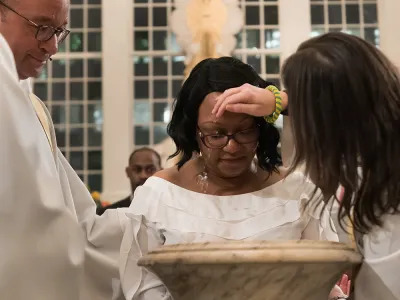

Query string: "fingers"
[[347, 280, 351, 295], [212, 86, 242, 115], [226, 103, 259, 115], [215, 90, 252, 117], [340, 274, 348, 286], [339, 274, 350, 296]]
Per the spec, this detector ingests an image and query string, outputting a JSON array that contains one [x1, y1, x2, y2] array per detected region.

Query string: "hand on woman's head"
[[212, 83, 288, 118]]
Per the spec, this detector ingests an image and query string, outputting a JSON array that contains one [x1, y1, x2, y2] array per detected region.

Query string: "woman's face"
[[197, 92, 259, 178]]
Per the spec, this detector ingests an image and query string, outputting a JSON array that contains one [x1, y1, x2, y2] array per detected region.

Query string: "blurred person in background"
[[97, 147, 162, 215]]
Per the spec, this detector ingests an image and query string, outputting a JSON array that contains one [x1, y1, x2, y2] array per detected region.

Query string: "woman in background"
[[214, 32, 400, 300], [119, 57, 342, 300]]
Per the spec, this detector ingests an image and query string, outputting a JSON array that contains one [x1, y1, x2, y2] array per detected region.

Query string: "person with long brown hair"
[[213, 32, 400, 299]]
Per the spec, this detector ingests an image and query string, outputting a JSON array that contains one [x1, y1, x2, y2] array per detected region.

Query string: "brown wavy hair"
[[282, 32, 400, 233]]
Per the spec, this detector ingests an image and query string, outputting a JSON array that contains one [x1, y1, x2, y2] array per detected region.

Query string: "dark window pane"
[[153, 80, 168, 99], [88, 127, 102, 147], [88, 32, 102, 52], [52, 59, 66, 78], [134, 57, 149, 76], [346, 4, 360, 24], [134, 31, 149, 51], [153, 56, 168, 76], [70, 104, 84, 124], [88, 151, 102, 170], [88, 82, 102, 100], [70, 59, 84, 78], [134, 8, 148, 27], [88, 174, 102, 192], [134, 80, 149, 99], [153, 102, 170, 123], [52, 83, 66, 101], [34, 83, 48, 100], [153, 7, 167, 26], [363, 4, 377, 24], [134, 126, 149, 145], [246, 29, 260, 48], [88, 59, 102, 78], [70, 151, 84, 170], [328, 5, 342, 24], [264, 5, 278, 25], [311, 5, 324, 25], [245, 6, 259, 25], [70, 8, 84, 28], [51, 105, 66, 124], [88, 8, 102, 28], [266, 55, 280, 74], [172, 57, 185, 75], [70, 128, 84, 147], [153, 31, 167, 50], [70, 82, 84, 101]]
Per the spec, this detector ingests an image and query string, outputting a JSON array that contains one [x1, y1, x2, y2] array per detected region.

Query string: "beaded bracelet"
[[264, 85, 283, 124]]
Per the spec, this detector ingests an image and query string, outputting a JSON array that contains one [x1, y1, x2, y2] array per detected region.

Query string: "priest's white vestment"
[[0, 33, 126, 300]]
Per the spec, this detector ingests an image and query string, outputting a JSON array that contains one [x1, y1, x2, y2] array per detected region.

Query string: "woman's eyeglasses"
[[198, 127, 260, 149]]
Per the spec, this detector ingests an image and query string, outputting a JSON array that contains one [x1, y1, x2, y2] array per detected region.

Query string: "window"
[[33, 0, 103, 192], [233, 0, 281, 88], [310, 0, 379, 46], [132, 0, 182, 149]]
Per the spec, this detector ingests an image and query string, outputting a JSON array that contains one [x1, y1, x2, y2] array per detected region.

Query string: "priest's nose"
[[40, 35, 58, 57]]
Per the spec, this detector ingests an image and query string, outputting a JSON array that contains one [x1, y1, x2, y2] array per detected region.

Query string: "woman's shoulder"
[[153, 159, 199, 185]]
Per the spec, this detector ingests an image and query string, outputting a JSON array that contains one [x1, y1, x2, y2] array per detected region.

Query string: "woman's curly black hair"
[[167, 56, 282, 174]]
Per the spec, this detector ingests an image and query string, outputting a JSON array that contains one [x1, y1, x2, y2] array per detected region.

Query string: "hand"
[[338, 274, 351, 296], [329, 274, 351, 299], [212, 83, 288, 118]]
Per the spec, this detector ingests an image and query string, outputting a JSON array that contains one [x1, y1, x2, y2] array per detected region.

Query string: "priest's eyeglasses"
[[198, 127, 260, 149], [0, 1, 70, 44]]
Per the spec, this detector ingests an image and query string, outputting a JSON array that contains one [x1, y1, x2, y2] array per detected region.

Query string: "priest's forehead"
[[13, 0, 69, 27]]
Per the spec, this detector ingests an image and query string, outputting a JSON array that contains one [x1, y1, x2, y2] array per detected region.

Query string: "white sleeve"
[[355, 214, 400, 300], [57, 150, 128, 300], [120, 214, 170, 300]]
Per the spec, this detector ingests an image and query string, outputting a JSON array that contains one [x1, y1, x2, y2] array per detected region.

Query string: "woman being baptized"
[[120, 57, 340, 300]]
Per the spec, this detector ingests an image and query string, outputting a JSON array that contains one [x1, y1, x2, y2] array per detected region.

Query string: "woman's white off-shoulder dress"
[[120, 171, 338, 300]]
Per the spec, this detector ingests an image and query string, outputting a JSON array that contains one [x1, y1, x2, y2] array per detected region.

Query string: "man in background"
[[97, 147, 162, 215]]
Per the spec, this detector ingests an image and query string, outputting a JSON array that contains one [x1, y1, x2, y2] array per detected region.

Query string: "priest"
[[0, 0, 126, 299]]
